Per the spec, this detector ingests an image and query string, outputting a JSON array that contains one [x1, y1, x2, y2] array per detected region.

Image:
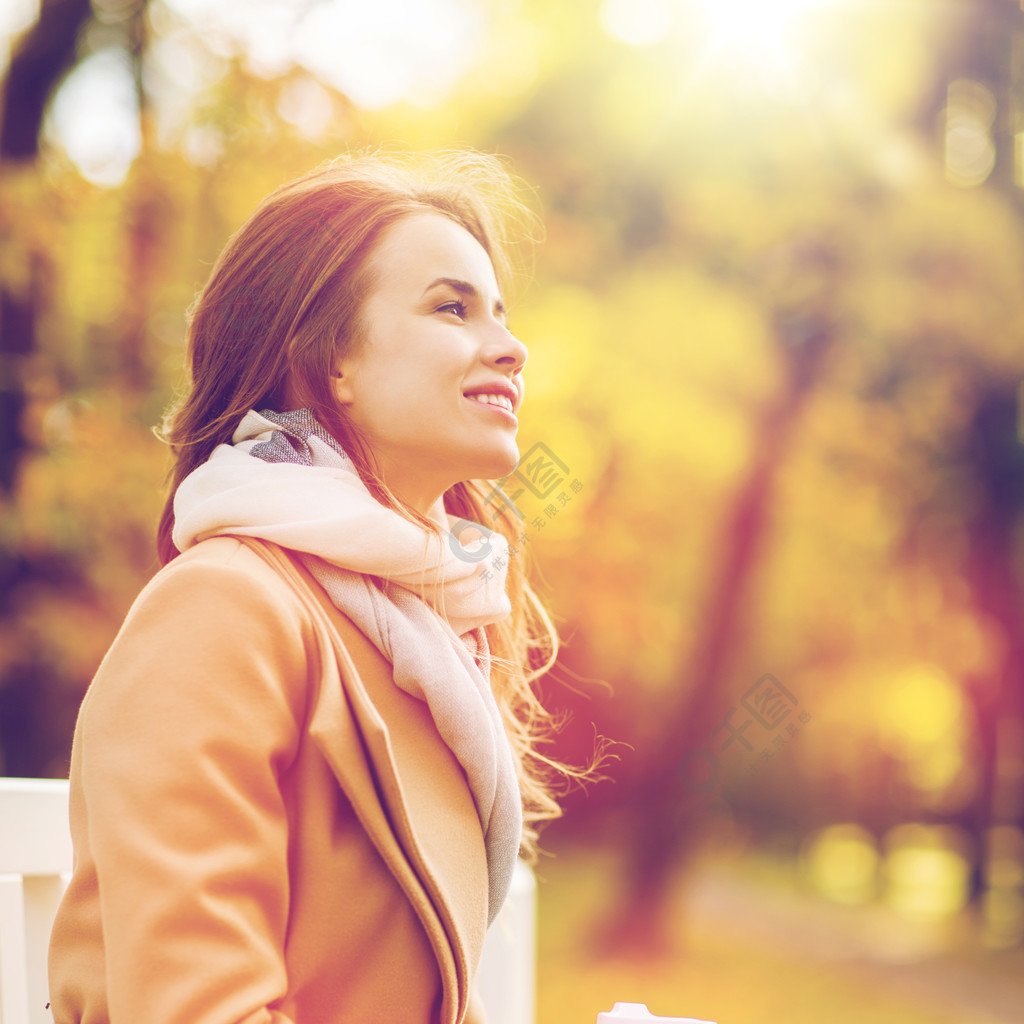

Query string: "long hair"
[[158, 150, 581, 852]]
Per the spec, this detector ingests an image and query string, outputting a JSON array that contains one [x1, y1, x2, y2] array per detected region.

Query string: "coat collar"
[[239, 539, 489, 1024]]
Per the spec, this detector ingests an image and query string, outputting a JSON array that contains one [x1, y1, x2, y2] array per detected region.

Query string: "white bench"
[[0, 777, 534, 1024], [0, 779, 72, 1024]]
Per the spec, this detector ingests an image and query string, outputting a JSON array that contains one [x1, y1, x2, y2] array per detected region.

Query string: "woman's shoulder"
[[81, 538, 326, 730], [139, 536, 308, 614], [110, 537, 320, 668], [155, 533, 297, 581]]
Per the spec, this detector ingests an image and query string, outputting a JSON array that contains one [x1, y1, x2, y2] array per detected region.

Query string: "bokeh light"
[[945, 78, 997, 188], [873, 664, 972, 808], [883, 824, 973, 922], [982, 825, 1024, 948], [802, 823, 879, 905]]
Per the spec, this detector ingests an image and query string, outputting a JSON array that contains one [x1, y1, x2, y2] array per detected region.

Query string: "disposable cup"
[[596, 1002, 716, 1024]]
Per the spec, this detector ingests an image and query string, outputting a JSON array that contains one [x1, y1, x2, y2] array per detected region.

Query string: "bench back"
[[0, 778, 534, 1024], [0, 778, 72, 1024]]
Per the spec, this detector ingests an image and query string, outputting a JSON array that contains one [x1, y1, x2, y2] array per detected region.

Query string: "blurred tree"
[[920, 0, 1024, 912], [1, 0, 94, 775], [0, 0, 158, 776], [961, 386, 1024, 900], [0, 0, 92, 489], [593, 238, 843, 954]]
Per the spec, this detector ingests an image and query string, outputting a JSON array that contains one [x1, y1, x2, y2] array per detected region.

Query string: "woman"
[[47, 150, 574, 1024]]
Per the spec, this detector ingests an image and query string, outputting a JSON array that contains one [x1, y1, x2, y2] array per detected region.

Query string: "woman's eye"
[[438, 300, 468, 319]]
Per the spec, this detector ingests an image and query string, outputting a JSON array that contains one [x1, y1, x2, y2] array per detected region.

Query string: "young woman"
[[47, 150, 573, 1024]]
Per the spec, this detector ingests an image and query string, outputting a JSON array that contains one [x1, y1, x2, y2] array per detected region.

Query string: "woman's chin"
[[445, 441, 520, 484], [480, 446, 521, 481]]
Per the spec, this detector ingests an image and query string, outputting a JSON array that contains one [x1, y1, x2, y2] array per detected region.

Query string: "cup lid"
[[596, 1002, 716, 1024]]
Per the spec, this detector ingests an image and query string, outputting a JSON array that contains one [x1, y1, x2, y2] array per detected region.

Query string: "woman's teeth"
[[467, 393, 514, 412]]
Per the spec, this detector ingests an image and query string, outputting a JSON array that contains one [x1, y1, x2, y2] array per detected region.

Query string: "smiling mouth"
[[465, 392, 516, 414]]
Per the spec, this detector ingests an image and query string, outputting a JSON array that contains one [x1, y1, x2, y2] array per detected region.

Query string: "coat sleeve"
[[62, 546, 314, 1024]]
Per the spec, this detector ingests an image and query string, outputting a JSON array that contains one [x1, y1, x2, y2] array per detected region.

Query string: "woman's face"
[[335, 211, 528, 515]]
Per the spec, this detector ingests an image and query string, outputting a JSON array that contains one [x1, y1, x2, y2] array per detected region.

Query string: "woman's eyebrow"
[[422, 277, 507, 320]]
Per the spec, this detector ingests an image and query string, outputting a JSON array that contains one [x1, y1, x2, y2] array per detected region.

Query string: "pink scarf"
[[172, 409, 521, 923]]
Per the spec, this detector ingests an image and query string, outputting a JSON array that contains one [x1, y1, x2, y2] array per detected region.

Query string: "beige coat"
[[48, 536, 491, 1024]]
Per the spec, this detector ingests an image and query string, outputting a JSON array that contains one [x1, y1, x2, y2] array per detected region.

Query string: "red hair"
[[158, 150, 580, 851]]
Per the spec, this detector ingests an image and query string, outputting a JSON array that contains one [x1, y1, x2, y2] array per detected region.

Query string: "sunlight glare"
[[685, 0, 844, 102], [163, 0, 485, 111], [46, 49, 141, 186], [697, 0, 836, 53], [600, 0, 673, 47], [294, 0, 485, 109]]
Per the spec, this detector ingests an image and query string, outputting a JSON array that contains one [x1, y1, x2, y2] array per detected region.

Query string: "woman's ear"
[[331, 366, 356, 404]]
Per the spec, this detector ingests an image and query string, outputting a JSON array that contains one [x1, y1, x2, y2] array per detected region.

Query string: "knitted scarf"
[[172, 408, 521, 924]]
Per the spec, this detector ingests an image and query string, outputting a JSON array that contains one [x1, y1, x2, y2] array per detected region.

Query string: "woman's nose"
[[486, 325, 528, 375]]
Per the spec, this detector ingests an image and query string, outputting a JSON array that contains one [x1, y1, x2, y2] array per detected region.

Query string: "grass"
[[534, 842, 1020, 1024]]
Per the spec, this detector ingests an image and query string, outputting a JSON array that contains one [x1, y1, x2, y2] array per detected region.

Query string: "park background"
[[3, 0, 1024, 1021]]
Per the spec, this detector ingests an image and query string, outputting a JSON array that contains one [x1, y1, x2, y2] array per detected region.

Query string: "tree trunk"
[[595, 242, 841, 956], [0, 0, 93, 489]]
